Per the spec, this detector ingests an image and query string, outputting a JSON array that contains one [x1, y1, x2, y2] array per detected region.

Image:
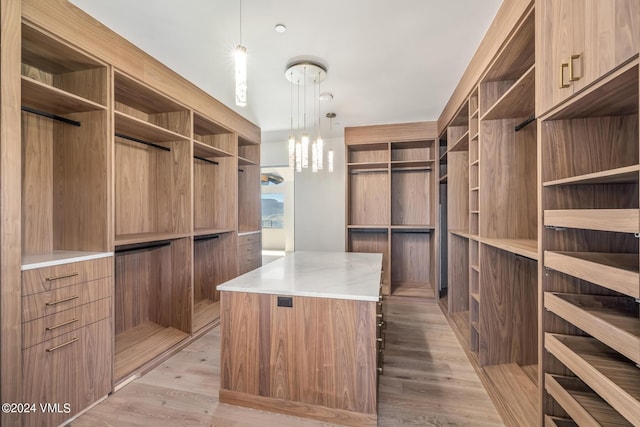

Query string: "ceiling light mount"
[[285, 61, 327, 86], [275, 23, 287, 33]]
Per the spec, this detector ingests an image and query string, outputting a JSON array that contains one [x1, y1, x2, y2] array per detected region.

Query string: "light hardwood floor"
[[73, 297, 503, 426]]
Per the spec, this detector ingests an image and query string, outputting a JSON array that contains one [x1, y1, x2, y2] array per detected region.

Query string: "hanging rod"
[[515, 115, 536, 132], [194, 233, 220, 242], [21, 106, 81, 127], [238, 168, 245, 173], [349, 169, 388, 175], [115, 239, 171, 254], [116, 133, 171, 152], [349, 228, 388, 234], [392, 229, 433, 234], [194, 156, 219, 165], [391, 167, 432, 173]]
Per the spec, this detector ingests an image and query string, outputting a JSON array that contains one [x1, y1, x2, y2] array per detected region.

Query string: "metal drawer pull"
[[569, 54, 581, 81], [46, 337, 78, 352], [45, 272, 79, 281], [45, 295, 79, 306], [560, 62, 570, 88], [45, 318, 79, 331]]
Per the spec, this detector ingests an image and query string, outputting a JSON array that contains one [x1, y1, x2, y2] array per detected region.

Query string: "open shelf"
[[115, 111, 187, 143], [192, 300, 220, 332], [439, 174, 448, 183], [193, 112, 235, 154], [471, 292, 480, 302], [194, 228, 236, 237], [481, 238, 537, 260], [238, 156, 257, 166], [481, 65, 535, 121], [483, 363, 539, 425], [114, 322, 188, 381], [545, 334, 640, 426], [390, 160, 435, 169], [347, 162, 389, 170], [544, 251, 639, 299], [114, 232, 191, 247], [545, 374, 632, 427], [544, 416, 578, 427], [544, 209, 639, 234], [194, 140, 233, 159], [543, 165, 639, 187], [544, 293, 639, 364], [449, 130, 470, 152], [449, 229, 471, 239], [21, 76, 107, 114], [391, 140, 434, 161]]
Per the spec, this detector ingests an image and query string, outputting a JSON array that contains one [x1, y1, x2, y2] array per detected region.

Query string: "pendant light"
[[235, 0, 247, 107]]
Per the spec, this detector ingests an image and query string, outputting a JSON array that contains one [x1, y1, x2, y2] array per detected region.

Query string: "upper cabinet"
[[537, 0, 639, 115]]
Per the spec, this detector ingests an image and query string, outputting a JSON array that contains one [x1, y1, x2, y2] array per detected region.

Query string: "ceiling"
[[70, 0, 503, 138]]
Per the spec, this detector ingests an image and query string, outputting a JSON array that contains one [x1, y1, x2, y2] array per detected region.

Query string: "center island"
[[218, 251, 383, 426]]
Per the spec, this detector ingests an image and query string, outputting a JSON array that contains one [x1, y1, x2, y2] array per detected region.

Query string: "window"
[[261, 193, 284, 229]]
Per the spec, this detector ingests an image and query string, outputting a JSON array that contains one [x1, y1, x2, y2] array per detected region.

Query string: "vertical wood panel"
[[1, 0, 22, 424]]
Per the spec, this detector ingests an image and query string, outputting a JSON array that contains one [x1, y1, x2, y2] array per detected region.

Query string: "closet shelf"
[[115, 111, 187, 143], [544, 209, 639, 234], [193, 299, 220, 332], [193, 140, 233, 159], [347, 161, 388, 170], [543, 165, 639, 187], [194, 228, 236, 237], [114, 232, 191, 247], [449, 130, 469, 152], [238, 156, 257, 166], [544, 251, 639, 299], [545, 334, 640, 426], [544, 416, 578, 427], [545, 374, 632, 427], [22, 76, 107, 114], [481, 65, 535, 121], [471, 292, 480, 302], [470, 265, 480, 273], [390, 225, 434, 231], [390, 160, 434, 170], [439, 174, 448, 183], [449, 229, 471, 239], [544, 292, 640, 364], [481, 237, 537, 260]]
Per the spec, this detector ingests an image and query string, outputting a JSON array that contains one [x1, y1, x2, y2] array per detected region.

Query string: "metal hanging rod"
[[349, 169, 388, 175], [194, 156, 219, 165], [392, 229, 433, 234], [115, 133, 171, 152], [21, 106, 81, 127], [391, 167, 432, 173], [238, 168, 245, 173], [515, 116, 536, 132], [194, 234, 220, 242], [349, 228, 388, 234], [115, 240, 171, 254]]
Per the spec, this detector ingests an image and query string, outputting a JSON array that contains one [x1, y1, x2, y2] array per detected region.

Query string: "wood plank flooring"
[[72, 297, 502, 426]]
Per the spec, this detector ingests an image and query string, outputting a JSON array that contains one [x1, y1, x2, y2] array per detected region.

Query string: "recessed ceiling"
[[70, 0, 502, 136]]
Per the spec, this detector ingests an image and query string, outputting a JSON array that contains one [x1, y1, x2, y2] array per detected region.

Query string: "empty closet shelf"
[[544, 209, 639, 234]]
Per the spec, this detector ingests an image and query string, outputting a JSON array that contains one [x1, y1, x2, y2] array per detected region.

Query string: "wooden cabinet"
[[238, 232, 261, 275], [21, 257, 113, 427], [537, 0, 639, 115], [345, 123, 438, 298]]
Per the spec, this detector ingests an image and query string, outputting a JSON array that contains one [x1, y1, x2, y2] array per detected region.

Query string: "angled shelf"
[[543, 165, 639, 187], [545, 374, 632, 427], [544, 251, 639, 299], [481, 238, 537, 260], [544, 209, 639, 234], [481, 65, 535, 121], [544, 293, 640, 364], [22, 76, 107, 114], [545, 334, 640, 426]]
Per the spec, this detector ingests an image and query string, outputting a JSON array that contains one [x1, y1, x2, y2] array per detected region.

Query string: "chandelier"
[[285, 61, 333, 173]]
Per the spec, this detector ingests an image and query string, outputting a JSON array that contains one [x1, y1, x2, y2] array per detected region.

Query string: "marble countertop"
[[218, 251, 383, 301], [22, 251, 114, 270]]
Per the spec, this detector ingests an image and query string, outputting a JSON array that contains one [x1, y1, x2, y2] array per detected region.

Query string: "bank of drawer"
[[239, 255, 261, 274], [22, 277, 112, 322], [23, 297, 112, 349], [238, 233, 261, 246], [22, 318, 111, 427], [22, 256, 113, 296]]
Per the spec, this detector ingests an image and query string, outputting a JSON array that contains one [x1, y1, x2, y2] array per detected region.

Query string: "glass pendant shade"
[[235, 45, 247, 107]]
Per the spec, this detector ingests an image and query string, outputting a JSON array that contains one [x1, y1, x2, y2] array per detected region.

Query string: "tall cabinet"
[[3, 2, 262, 425], [345, 122, 438, 298]]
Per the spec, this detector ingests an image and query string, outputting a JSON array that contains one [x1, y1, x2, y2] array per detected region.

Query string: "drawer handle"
[[569, 54, 581, 82], [45, 272, 79, 282], [45, 295, 79, 306], [46, 337, 78, 352], [560, 62, 570, 88], [45, 317, 79, 331]]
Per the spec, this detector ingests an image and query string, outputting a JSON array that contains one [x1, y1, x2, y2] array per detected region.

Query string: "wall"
[[261, 131, 345, 253]]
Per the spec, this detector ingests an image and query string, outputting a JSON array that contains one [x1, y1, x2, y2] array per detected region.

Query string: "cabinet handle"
[[560, 62, 570, 88], [45, 295, 79, 306], [569, 54, 581, 82], [46, 337, 78, 352], [45, 272, 79, 281], [45, 317, 79, 331]]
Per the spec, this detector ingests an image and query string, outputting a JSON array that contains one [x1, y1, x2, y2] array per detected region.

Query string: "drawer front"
[[22, 256, 113, 296], [22, 277, 112, 322], [238, 241, 261, 258], [23, 297, 112, 349], [238, 255, 261, 275], [22, 319, 111, 427], [238, 233, 261, 247]]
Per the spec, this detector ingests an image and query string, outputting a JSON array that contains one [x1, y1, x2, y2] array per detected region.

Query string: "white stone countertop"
[[218, 251, 383, 301], [22, 251, 114, 270]]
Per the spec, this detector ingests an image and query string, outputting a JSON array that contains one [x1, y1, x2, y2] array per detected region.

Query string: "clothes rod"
[[391, 167, 432, 173], [392, 228, 433, 234], [238, 168, 245, 173], [515, 115, 536, 132], [115, 133, 171, 152], [349, 169, 388, 175], [21, 106, 81, 127], [349, 228, 388, 234], [115, 240, 171, 254], [194, 156, 219, 165], [194, 234, 220, 242]]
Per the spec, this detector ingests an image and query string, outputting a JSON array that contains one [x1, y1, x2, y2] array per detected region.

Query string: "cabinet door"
[[575, 0, 639, 92], [538, 0, 577, 114]]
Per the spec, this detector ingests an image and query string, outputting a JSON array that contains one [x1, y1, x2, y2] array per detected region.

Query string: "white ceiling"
[[70, 0, 502, 137]]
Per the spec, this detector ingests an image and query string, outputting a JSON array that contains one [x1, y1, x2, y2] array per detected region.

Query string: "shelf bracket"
[[21, 106, 81, 127]]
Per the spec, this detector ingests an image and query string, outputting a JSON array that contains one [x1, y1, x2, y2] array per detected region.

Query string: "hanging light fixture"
[[285, 60, 331, 173], [326, 112, 336, 173], [235, 0, 247, 107]]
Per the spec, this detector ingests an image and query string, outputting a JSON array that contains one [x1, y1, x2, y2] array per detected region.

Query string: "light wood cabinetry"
[[345, 123, 437, 298], [537, 0, 639, 115]]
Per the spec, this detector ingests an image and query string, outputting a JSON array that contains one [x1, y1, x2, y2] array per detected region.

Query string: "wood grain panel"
[[193, 232, 237, 314], [391, 231, 431, 287], [348, 230, 389, 292], [480, 245, 537, 366], [22, 319, 111, 427], [238, 163, 261, 232], [269, 295, 298, 401], [2, 1, 25, 423], [345, 122, 437, 145], [348, 170, 389, 225], [391, 169, 431, 226], [447, 234, 469, 313], [447, 151, 469, 231], [194, 156, 236, 231], [56, 66, 107, 106]]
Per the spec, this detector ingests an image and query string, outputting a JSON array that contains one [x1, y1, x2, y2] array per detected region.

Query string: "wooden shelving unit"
[[345, 125, 437, 297]]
